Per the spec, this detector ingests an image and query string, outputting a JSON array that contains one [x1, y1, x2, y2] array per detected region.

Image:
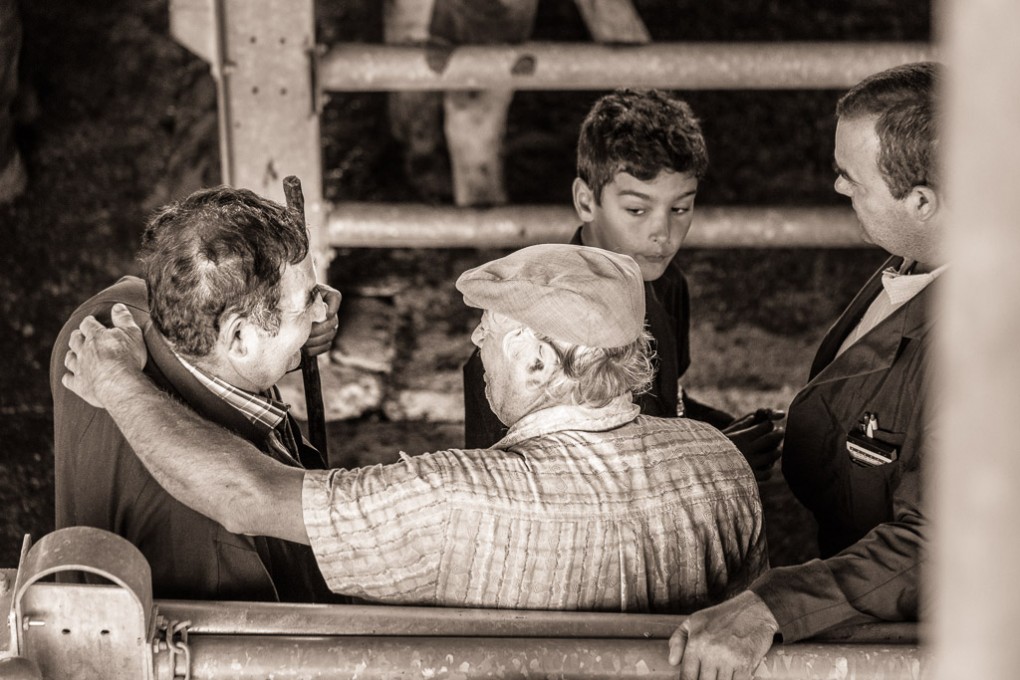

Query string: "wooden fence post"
[[170, 0, 330, 278], [934, 0, 1020, 677]]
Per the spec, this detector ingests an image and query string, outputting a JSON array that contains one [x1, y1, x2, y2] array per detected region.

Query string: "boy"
[[463, 89, 783, 473]]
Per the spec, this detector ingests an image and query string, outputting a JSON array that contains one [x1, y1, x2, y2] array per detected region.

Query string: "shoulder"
[[60, 276, 150, 332], [634, 415, 754, 475]]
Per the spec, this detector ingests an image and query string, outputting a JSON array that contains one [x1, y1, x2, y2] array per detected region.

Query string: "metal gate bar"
[[319, 42, 936, 92], [326, 203, 867, 249], [154, 635, 922, 680], [156, 599, 919, 642]]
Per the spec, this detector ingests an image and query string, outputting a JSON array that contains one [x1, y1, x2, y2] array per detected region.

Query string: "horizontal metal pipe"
[[327, 203, 868, 249], [155, 600, 918, 644], [155, 635, 923, 680], [319, 42, 936, 92], [156, 600, 678, 638]]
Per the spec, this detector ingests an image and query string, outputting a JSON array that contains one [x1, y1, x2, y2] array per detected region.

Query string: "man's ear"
[[572, 177, 597, 223], [522, 338, 559, 391], [221, 312, 250, 360], [908, 185, 940, 222]]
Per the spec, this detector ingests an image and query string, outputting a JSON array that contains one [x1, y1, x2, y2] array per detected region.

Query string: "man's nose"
[[470, 324, 485, 348], [834, 176, 850, 196]]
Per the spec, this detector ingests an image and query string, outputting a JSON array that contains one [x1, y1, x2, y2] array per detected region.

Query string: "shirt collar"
[[881, 261, 949, 306], [493, 395, 641, 449], [173, 352, 288, 431]]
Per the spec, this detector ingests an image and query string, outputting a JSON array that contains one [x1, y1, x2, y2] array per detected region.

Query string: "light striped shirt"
[[303, 396, 767, 613]]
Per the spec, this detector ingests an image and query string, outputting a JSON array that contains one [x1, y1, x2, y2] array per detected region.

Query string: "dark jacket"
[[51, 276, 331, 602], [462, 229, 721, 448], [752, 256, 933, 641]]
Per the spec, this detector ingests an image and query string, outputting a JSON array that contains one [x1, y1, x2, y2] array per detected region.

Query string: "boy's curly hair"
[[577, 88, 709, 203]]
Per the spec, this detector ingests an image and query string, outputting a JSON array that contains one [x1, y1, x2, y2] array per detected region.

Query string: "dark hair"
[[577, 88, 709, 202], [836, 61, 941, 199], [138, 186, 308, 357]]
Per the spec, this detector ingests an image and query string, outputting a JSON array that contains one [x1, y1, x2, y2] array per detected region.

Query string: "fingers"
[[668, 622, 689, 666], [753, 407, 786, 422], [78, 315, 105, 338], [110, 302, 141, 333], [724, 409, 784, 433], [64, 345, 77, 374], [304, 309, 340, 356], [750, 442, 783, 468], [670, 621, 704, 680], [319, 284, 342, 317], [679, 653, 702, 680]]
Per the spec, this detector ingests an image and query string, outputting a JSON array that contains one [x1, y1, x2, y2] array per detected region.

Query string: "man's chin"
[[639, 261, 670, 282]]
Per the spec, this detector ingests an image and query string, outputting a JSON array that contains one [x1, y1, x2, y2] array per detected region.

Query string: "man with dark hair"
[[60, 244, 768, 612], [463, 89, 783, 478], [668, 62, 944, 679], [50, 185, 341, 602]]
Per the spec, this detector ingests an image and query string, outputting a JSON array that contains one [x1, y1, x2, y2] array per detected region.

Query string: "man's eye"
[[672, 206, 690, 215], [625, 208, 646, 216]]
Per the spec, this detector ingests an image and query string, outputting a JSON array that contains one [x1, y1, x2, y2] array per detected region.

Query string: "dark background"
[[1, 0, 928, 567]]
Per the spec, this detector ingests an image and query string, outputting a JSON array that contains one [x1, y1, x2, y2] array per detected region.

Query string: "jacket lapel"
[[810, 256, 901, 378], [807, 258, 937, 388]]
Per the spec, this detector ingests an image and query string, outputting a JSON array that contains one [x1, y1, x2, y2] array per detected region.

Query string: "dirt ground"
[[1, 0, 923, 569]]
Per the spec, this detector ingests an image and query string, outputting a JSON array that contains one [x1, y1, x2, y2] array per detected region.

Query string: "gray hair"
[[502, 324, 655, 407]]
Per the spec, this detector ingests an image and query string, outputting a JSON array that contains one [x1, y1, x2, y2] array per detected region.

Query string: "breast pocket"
[[845, 424, 905, 538]]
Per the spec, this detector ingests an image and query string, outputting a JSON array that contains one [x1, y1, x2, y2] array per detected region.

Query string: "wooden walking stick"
[[283, 175, 329, 459]]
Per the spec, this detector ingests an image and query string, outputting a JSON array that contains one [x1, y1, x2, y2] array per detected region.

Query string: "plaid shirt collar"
[[495, 395, 640, 449], [174, 352, 288, 431]]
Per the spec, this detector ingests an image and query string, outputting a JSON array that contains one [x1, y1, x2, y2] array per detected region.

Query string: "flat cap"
[[456, 244, 645, 348]]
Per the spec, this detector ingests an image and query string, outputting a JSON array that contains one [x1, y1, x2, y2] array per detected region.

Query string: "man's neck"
[[174, 346, 261, 395]]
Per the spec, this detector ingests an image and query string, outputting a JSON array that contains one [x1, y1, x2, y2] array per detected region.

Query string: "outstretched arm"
[[62, 303, 309, 544]]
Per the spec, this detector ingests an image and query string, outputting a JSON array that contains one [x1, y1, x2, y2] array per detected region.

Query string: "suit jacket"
[[51, 276, 332, 602], [751, 256, 932, 641]]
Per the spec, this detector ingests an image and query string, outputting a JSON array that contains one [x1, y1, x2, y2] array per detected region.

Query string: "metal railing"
[[168, 0, 935, 254]]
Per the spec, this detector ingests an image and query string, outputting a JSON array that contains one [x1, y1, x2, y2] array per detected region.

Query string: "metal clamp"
[[155, 617, 192, 680]]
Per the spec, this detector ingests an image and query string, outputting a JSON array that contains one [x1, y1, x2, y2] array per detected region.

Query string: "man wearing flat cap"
[[61, 244, 767, 611]]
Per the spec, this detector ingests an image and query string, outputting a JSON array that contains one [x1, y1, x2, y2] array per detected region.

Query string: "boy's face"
[[573, 170, 699, 282]]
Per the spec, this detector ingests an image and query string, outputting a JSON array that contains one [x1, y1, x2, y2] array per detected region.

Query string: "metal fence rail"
[[169, 0, 933, 253], [326, 203, 867, 249], [320, 41, 936, 92]]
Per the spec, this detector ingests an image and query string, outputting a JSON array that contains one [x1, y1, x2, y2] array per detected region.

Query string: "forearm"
[[98, 369, 309, 544], [751, 516, 922, 641]]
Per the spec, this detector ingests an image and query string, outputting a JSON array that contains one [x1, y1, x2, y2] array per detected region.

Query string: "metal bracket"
[[13, 527, 155, 679]]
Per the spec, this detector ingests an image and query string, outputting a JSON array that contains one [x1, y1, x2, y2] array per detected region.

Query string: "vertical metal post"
[[213, 0, 330, 277], [934, 0, 1020, 678]]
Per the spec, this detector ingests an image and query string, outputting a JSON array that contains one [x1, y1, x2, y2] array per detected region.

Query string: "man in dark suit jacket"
[[50, 186, 340, 602], [668, 62, 944, 679]]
